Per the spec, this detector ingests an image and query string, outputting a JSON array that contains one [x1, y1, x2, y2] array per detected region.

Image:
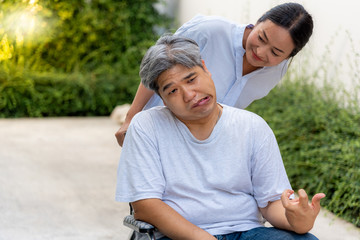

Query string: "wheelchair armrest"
[[123, 215, 156, 234]]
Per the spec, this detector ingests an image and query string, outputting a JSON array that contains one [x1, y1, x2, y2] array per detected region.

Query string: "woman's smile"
[[252, 50, 263, 62]]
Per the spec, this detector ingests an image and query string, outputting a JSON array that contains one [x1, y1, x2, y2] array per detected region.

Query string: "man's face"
[[157, 61, 217, 123]]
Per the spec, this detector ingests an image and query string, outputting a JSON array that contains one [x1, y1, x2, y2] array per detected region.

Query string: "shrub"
[[247, 77, 360, 227], [0, 0, 170, 73], [0, 67, 139, 117], [0, 0, 171, 117]]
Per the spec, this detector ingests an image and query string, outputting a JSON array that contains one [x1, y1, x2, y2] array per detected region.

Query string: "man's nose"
[[182, 86, 196, 102]]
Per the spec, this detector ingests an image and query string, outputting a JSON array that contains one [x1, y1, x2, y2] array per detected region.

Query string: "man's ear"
[[201, 59, 211, 77]]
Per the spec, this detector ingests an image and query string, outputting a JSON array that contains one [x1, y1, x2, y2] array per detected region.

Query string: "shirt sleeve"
[[115, 112, 165, 203], [175, 15, 234, 54], [250, 116, 292, 208]]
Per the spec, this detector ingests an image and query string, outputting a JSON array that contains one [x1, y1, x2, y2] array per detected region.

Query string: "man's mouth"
[[192, 96, 211, 108]]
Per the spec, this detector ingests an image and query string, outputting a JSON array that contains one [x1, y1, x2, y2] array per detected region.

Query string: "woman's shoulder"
[[175, 15, 242, 36], [187, 14, 238, 25], [175, 15, 246, 51]]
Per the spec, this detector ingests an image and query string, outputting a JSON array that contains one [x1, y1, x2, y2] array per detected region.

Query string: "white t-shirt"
[[144, 15, 288, 110], [116, 105, 291, 237]]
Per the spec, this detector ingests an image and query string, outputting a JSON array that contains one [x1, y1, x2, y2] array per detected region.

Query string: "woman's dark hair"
[[257, 2, 313, 57]]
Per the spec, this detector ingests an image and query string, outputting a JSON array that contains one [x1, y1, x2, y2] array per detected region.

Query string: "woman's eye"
[[189, 77, 195, 83], [272, 50, 279, 57], [258, 35, 265, 42]]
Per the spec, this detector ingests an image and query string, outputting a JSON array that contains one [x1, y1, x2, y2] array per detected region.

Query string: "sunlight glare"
[[18, 12, 36, 34]]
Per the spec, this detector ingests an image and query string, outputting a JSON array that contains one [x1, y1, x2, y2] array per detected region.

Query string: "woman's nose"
[[256, 45, 269, 59], [256, 46, 265, 57]]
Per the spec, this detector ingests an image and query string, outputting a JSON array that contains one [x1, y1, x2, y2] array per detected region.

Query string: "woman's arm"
[[260, 189, 325, 234], [115, 83, 154, 146], [132, 198, 216, 240]]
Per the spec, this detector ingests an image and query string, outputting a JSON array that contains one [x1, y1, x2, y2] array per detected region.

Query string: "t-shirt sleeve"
[[250, 116, 292, 208], [115, 113, 165, 203]]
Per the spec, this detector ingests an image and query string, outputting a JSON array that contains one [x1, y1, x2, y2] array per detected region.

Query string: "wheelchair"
[[123, 205, 156, 240]]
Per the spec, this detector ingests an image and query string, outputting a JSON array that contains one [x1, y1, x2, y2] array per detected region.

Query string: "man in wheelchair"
[[115, 34, 325, 240]]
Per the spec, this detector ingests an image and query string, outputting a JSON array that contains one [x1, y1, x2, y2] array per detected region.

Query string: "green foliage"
[[0, 0, 169, 72], [0, 0, 170, 116], [37, 0, 167, 72], [0, 65, 139, 117], [247, 77, 360, 228]]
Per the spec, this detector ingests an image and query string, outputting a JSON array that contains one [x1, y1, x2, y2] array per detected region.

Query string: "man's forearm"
[[132, 198, 216, 240], [260, 200, 294, 232]]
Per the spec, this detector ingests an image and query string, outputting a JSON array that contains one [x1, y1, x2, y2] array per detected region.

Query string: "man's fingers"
[[281, 189, 294, 208], [298, 189, 309, 208], [311, 193, 326, 212]]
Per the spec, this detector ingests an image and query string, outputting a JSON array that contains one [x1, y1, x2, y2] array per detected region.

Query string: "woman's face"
[[245, 19, 295, 67]]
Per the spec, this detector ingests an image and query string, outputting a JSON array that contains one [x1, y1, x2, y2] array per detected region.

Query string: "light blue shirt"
[[116, 105, 291, 237], [144, 15, 289, 110]]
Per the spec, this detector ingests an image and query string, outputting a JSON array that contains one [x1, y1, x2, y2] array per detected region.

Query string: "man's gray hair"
[[140, 34, 203, 94]]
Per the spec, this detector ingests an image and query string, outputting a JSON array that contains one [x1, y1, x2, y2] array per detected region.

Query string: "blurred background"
[[0, 0, 172, 117], [1, 0, 359, 117], [0, 0, 359, 236]]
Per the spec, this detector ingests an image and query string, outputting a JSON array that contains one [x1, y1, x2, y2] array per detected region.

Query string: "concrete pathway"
[[0, 117, 359, 240]]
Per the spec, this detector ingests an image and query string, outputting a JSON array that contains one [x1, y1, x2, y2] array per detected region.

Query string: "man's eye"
[[169, 89, 177, 95], [189, 77, 195, 83]]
